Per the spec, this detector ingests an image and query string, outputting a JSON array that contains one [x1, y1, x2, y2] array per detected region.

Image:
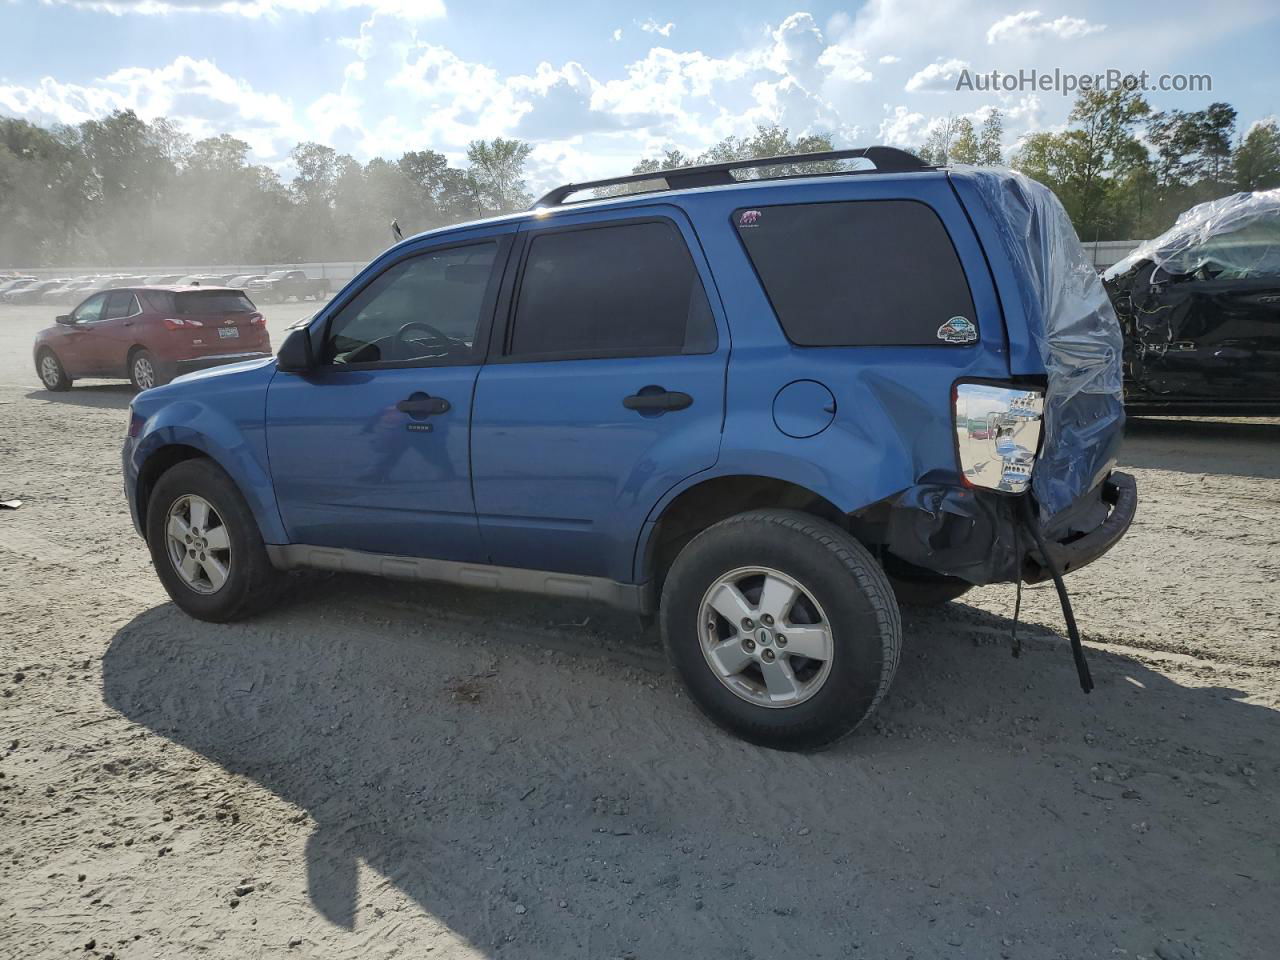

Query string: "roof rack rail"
[[531, 146, 930, 209]]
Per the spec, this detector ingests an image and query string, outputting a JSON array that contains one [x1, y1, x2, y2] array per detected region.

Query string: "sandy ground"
[[1, 300, 1278, 960]]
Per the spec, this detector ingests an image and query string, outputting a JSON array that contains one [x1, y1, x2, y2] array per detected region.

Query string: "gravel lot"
[[1, 300, 1278, 960]]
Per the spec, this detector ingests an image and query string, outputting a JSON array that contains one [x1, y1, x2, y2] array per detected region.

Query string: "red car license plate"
[[218, 327, 240, 339]]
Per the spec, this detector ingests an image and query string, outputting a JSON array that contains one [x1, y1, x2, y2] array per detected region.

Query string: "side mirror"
[[55, 314, 75, 325], [276, 327, 315, 373]]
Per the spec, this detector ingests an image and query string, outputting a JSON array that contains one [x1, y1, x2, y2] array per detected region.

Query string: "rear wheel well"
[[644, 476, 846, 590], [137, 445, 207, 524]]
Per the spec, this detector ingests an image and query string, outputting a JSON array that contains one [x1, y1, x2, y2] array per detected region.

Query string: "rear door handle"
[[396, 392, 451, 417], [623, 389, 693, 412]]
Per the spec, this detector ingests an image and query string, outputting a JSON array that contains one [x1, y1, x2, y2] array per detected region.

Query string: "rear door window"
[[733, 200, 977, 346], [103, 291, 139, 320], [506, 220, 716, 360]]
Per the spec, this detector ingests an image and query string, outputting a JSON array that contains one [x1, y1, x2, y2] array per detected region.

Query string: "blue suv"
[[123, 148, 1137, 749]]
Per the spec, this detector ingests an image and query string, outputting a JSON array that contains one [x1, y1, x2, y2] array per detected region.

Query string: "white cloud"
[[820, 44, 873, 83], [877, 105, 928, 146], [986, 10, 1105, 44], [904, 58, 970, 92], [0, 56, 301, 156], [4, 3, 1228, 194], [35, 0, 445, 19], [638, 18, 674, 37]]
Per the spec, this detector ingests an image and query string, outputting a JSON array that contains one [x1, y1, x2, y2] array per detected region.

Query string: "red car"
[[33, 286, 272, 392]]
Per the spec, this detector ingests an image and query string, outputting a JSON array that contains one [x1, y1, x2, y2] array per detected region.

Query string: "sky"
[[1, 0, 1278, 191]]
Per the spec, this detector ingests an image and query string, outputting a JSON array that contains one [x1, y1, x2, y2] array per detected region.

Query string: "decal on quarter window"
[[936, 316, 977, 344], [738, 210, 762, 228]]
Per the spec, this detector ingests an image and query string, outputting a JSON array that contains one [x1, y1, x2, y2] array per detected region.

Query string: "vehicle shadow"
[[25, 383, 133, 410], [100, 576, 1280, 958], [1121, 415, 1280, 480]]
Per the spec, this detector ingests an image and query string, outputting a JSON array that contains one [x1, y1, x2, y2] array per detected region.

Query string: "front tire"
[[661, 510, 902, 750], [145, 458, 282, 622], [36, 349, 71, 391]]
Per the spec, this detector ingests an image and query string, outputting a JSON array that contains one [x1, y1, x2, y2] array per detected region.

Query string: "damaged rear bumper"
[[879, 471, 1137, 586], [1022, 472, 1136, 583]]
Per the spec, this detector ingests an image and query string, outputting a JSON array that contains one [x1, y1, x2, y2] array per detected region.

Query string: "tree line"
[[3, 96, 1279, 268], [1012, 92, 1280, 241], [0, 111, 535, 268]]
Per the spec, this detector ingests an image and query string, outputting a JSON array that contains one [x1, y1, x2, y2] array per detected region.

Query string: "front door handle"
[[396, 392, 451, 418], [623, 389, 693, 412]]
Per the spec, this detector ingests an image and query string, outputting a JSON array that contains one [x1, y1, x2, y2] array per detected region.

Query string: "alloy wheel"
[[164, 494, 232, 595], [133, 355, 155, 390], [697, 566, 835, 708], [40, 355, 61, 388]]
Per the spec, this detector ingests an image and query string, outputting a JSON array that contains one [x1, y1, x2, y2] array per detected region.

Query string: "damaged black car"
[[1103, 190, 1280, 416]]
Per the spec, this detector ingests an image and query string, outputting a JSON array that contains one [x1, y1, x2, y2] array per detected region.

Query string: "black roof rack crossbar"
[[532, 146, 930, 208]]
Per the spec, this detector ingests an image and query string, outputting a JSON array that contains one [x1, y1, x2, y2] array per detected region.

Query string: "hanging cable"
[[1010, 507, 1023, 658], [1017, 495, 1093, 693]]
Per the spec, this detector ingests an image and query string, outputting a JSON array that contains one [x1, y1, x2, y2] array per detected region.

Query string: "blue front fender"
[[125, 362, 287, 544]]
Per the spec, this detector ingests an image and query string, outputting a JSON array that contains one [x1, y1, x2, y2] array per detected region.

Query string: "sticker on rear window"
[[936, 316, 977, 343], [738, 210, 762, 228]]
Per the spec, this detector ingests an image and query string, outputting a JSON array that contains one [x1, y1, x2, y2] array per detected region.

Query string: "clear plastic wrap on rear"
[[953, 167, 1125, 522]]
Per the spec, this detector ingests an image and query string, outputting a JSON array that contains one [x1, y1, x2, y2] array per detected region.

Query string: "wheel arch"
[[135, 443, 207, 528], [34, 345, 69, 386], [34, 343, 61, 368], [130, 422, 288, 545], [635, 473, 849, 591], [125, 343, 151, 375]]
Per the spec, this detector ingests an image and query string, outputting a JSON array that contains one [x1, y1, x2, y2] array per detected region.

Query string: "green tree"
[[466, 138, 533, 214], [1234, 119, 1280, 191], [918, 117, 957, 165], [698, 125, 836, 174], [1148, 102, 1236, 190], [977, 111, 1004, 166], [608, 126, 836, 198], [949, 118, 980, 164], [1013, 89, 1150, 239]]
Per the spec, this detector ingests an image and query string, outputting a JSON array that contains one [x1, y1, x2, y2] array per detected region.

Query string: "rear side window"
[[174, 291, 257, 315], [733, 200, 977, 346], [508, 220, 716, 360]]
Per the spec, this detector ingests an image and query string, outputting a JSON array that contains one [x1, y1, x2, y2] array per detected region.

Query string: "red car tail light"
[[248, 312, 265, 325], [162, 317, 204, 330]]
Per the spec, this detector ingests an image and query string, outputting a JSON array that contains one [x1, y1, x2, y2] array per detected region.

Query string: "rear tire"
[[145, 458, 283, 622], [661, 509, 901, 750], [129, 349, 168, 391], [889, 574, 973, 607], [36, 349, 71, 391]]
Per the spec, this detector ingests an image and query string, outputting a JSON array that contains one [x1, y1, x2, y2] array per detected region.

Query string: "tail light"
[[163, 317, 203, 330], [953, 382, 1044, 494], [247, 312, 265, 325]]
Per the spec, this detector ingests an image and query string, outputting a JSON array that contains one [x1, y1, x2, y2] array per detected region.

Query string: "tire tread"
[[661, 509, 902, 749]]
